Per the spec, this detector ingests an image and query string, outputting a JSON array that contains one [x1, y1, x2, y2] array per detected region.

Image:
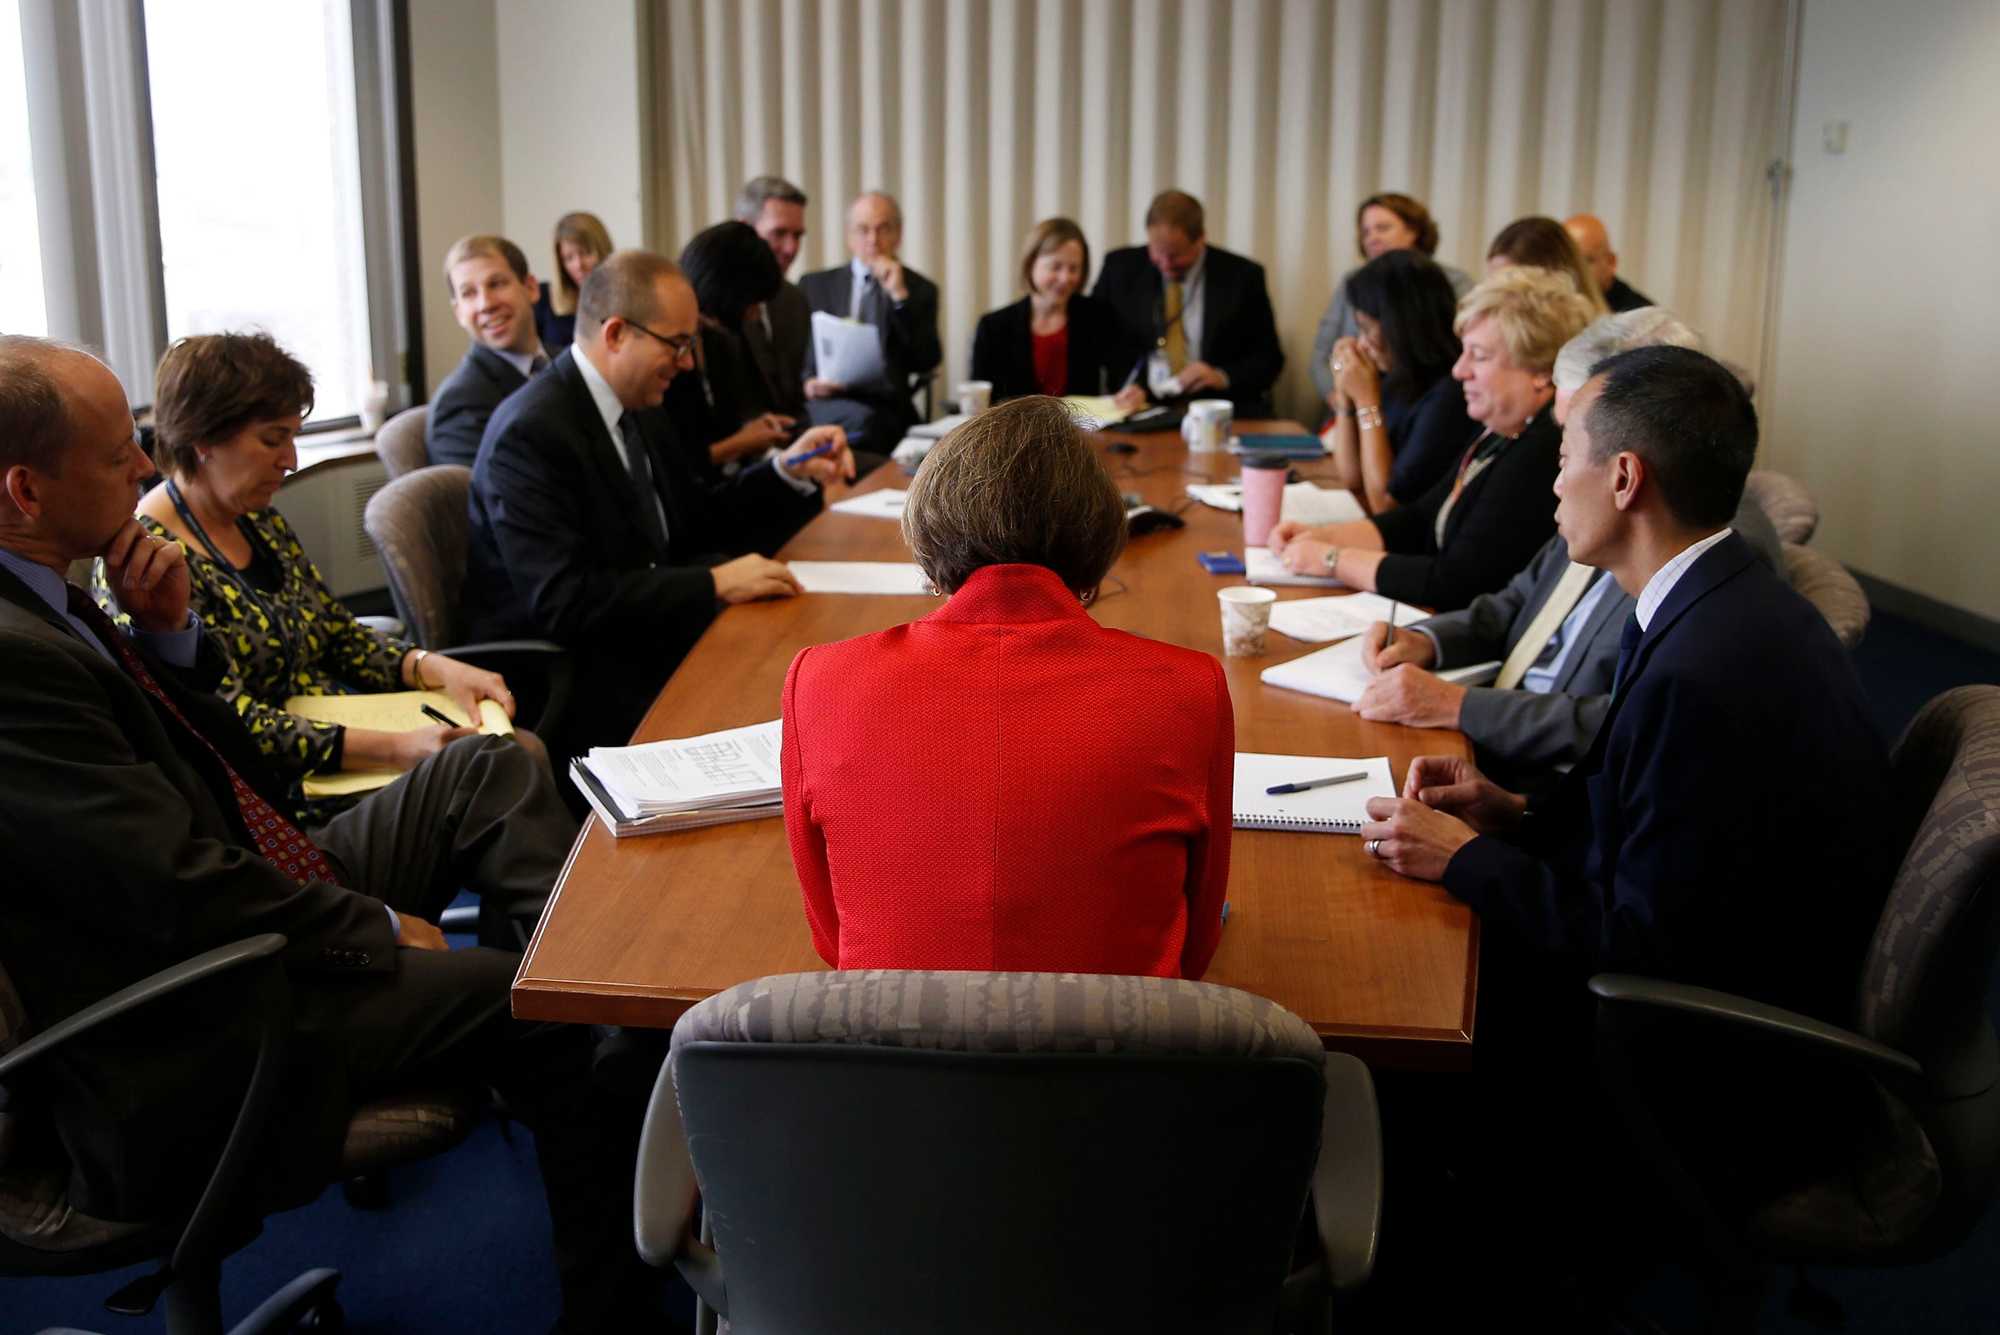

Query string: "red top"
[[1030, 325, 1069, 396], [782, 563, 1234, 979]]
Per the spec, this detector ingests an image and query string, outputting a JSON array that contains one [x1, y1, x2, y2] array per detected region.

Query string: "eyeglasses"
[[624, 319, 698, 361]]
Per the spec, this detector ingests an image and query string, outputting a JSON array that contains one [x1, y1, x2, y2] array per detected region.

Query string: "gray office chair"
[[1590, 685, 2000, 1330], [637, 970, 1382, 1334], [1744, 470, 1819, 545], [1782, 542, 1870, 649], [0, 935, 481, 1334], [371, 405, 430, 480]]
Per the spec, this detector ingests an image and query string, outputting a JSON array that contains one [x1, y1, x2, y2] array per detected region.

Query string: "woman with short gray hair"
[[781, 396, 1235, 979]]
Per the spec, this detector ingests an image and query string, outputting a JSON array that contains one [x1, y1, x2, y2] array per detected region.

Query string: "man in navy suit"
[[463, 249, 852, 756], [426, 234, 549, 468], [1092, 190, 1285, 415]]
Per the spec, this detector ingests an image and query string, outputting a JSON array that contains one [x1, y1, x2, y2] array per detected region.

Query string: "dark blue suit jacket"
[[427, 342, 528, 469], [1444, 532, 1893, 1026]]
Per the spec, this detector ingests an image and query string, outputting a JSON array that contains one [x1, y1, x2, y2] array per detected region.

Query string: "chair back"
[[1745, 469, 1819, 544], [1782, 543, 1870, 649], [373, 405, 430, 480], [363, 465, 471, 649], [646, 970, 1331, 1334]]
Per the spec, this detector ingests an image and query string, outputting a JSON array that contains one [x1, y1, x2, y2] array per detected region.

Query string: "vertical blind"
[[653, 0, 1788, 420]]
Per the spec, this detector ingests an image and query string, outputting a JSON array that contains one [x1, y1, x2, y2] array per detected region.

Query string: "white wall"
[[407, 0, 502, 397], [1765, 0, 2000, 622]]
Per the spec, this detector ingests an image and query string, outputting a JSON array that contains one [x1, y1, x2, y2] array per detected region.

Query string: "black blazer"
[[533, 286, 577, 356], [463, 348, 820, 743], [1369, 409, 1560, 612], [798, 262, 943, 404], [1091, 243, 1285, 414], [427, 342, 529, 469], [743, 280, 811, 418], [1444, 532, 1892, 1025], [967, 293, 1140, 401], [0, 565, 394, 1217]]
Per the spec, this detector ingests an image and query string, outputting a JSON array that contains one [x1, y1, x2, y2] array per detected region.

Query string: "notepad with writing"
[[1232, 754, 1396, 833], [1259, 637, 1501, 704]]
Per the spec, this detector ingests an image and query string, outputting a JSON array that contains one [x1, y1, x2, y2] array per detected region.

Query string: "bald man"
[[1563, 214, 1654, 313]]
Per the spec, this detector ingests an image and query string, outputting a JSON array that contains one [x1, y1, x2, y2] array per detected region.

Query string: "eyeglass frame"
[[621, 317, 698, 361]]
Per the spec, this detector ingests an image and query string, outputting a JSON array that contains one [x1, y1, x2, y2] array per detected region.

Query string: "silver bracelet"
[[1355, 404, 1384, 431], [408, 648, 431, 688]]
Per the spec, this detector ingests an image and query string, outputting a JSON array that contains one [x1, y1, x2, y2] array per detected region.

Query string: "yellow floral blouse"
[[93, 508, 410, 819]]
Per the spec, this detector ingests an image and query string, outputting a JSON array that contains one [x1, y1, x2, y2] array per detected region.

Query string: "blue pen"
[[1265, 771, 1370, 795], [791, 438, 839, 464]]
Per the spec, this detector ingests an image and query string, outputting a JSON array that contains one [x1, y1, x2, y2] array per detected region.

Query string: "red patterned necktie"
[[65, 585, 344, 888]]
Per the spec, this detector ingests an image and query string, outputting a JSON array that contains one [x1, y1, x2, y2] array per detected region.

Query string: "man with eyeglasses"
[[464, 248, 854, 758]]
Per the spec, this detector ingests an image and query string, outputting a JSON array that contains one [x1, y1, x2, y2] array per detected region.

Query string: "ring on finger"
[[1366, 838, 1382, 857]]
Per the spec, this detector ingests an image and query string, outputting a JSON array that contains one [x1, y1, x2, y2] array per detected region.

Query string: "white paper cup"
[[1218, 585, 1278, 657], [958, 381, 993, 414]]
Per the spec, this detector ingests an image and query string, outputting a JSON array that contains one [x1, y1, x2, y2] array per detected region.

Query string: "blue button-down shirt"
[[0, 546, 201, 667]]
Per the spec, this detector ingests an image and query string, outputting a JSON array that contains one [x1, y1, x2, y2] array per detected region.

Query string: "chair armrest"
[[633, 1055, 727, 1316], [1588, 973, 1923, 1086], [0, 934, 287, 1083], [1311, 1051, 1382, 1293], [439, 639, 570, 659]]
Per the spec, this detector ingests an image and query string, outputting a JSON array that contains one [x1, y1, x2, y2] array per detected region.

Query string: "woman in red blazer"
[[782, 396, 1233, 978]]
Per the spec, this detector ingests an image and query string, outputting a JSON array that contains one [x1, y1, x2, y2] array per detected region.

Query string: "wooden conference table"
[[512, 420, 1479, 1070]]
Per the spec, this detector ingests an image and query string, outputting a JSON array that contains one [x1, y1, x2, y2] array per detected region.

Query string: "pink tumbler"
[[1240, 456, 1288, 550]]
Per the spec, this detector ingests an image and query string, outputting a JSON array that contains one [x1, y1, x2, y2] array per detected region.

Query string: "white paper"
[[1184, 481, 1363, 526], [1245, 546, 1344, 588], [1261, 637, 1501, 705], [908, 413, 973, 440], [1232, 753, 1397, 832], [810, 311, 887, 387], [790, 561, 936, 595], [585, 719, 784, 815], [829, 489, 908, 519], [1268, 593, 1426, 644]]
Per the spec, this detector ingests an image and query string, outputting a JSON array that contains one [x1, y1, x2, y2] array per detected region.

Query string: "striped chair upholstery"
[[1782, 543, 1870, 649]]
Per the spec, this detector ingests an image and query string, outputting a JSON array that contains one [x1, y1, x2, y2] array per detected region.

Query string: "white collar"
[[571, 342, 628, 443], [1167, 247, 1207, 291], [1635, 528, 1733, 630], [493, 341, 545, 379]]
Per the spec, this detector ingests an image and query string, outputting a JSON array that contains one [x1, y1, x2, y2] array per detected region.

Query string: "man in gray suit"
[[737, 175, 812, 419], [1353, 310, 1783, 787]]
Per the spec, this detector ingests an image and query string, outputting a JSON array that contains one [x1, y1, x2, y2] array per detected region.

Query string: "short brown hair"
[[576, 250, 684, 342], [1144, 190, 1204, 241], [550, 211, 614, 317], [152, 333, 316, 478], [901, 395, 1127, 597], [1454, 267, 1598, 374], [1019, 217, 1091, 292], [1356, 192, 1440, 259], [0, 335, 80, 475], [441, 234, 531, 297], [1486, 216, 1610, 316]]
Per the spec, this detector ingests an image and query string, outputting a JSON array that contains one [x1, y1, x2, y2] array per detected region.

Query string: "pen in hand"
[[1265, 771, 1371, 795]]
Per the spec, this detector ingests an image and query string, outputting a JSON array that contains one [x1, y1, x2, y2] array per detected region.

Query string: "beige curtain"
[[652, 0, 1787, 421]]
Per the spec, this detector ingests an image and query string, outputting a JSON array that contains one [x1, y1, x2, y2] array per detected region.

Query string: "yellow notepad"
[[285, 691, 512, 798]]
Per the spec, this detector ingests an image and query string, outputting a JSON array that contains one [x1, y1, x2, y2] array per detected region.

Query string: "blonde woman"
[[533, 210, 614, 354]]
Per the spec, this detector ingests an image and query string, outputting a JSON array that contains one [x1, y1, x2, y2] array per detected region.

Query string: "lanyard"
[[163, 478, 301, 678]]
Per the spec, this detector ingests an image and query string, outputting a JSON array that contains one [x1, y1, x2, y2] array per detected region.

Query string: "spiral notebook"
[[1232, 754, 1396, 834]]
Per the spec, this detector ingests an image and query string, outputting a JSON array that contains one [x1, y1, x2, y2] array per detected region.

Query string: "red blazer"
[[782, 563, 1234, 978]]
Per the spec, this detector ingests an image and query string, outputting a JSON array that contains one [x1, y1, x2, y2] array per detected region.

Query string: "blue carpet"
[[10, 612, 1998, 1333]]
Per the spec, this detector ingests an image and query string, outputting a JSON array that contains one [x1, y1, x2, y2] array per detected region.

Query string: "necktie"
[[618, 412, 672, 555], [1610, 613, 1643, 697], [529, 353, 549, 376], [64, 585, 344, 888], [1494, 562, 1599, 690], [1163, 280, 1187, 373]]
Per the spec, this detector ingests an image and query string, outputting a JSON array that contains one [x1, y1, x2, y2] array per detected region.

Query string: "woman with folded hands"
[[781, 395, 1232, 978]]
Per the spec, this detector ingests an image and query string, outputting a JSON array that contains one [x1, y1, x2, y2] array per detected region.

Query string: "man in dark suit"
[[425, 234, 550, 469], [464, 249, 853, 755], [797, 191, 941, 452], [737, 175, 812, 420], [1092, 189, 1285, 415], [1565, 213, 1656, 313], [0, 337, 661, 1331]]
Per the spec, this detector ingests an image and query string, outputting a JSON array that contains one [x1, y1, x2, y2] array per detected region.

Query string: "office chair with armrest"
[[0, 935, 482, 1334], [1590, 685, 2000, 1331], [1743, 470, 1819, 545], [1782, 543, 1870, 650], [636, 970, 1382, 1335], [371, 406, 430, 481]]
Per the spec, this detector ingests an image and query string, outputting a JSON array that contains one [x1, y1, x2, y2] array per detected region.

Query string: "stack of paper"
[[790, 561, 935, 595], [1268, 593, 1426, 644], [1260, 638, 1500, 705], [571, 719, 785, 838], [828, 488, 908, 519], [908, 414, 973, 440], [286, 690, 513, 799], [809, 312, 886, 387]]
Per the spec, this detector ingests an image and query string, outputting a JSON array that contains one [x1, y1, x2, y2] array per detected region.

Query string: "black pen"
[[1265, 771, 1370, 795], [420, 703, 462, 728]]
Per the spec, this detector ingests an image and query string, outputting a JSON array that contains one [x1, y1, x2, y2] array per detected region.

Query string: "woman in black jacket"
[[969, 217, 1148, 410], [1271, 266, 1596, 613]]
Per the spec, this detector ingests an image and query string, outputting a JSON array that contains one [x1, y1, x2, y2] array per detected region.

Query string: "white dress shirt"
[[573, 343, 672, 546], [494, 342, 547, 379], [1635, 528, 1734, 631]]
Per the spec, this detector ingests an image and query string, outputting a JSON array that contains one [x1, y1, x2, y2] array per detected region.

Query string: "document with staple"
[[810, 311, 886, 387], [1261, 637, 1500, 704], [789, 561, 936, 595], [828, 489, 908, 519], [1268, 593, 1426, 644], [583, 719, 783, 816]]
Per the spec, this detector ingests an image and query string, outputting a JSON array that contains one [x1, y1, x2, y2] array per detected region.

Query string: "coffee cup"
[[958, 381, 993, 414], [1218, 585, 1278, 657]]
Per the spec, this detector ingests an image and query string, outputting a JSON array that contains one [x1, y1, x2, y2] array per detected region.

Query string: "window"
[[143, 0, 372, 421], [0, 0, 47, 336]]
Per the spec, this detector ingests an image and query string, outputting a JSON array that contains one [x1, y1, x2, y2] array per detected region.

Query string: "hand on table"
[[713, 554, 803, 604], [1361, 622, 1436, 672], [100, 518, 191, 633], [1276, 537, 1335, 575], [1354, 665, 1466, 729], [1401, 755, 1527, 835], [1357, 797, 1480, 883]]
